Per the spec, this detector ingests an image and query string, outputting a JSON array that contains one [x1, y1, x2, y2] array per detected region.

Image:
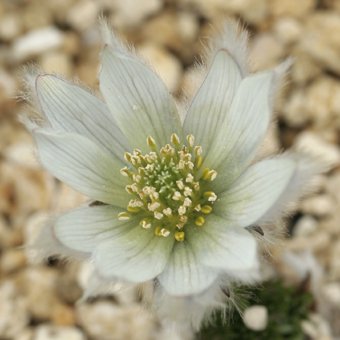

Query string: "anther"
[[148, 202, 160, 211], [124, 152, 132, 163], [202, 169, 218, 181], [125, 185, 134, 194], [183, 187, 192, 197], [170, 133, 180, 146], [154, 211, 164, 220], [163, 208, 172, 216], [176, 180, 184, 190], [120, 167, 130, 177], [118, 212, 130, 221], [201, 205, 213, 214], [155, 227, 170, 237], [175, 231, 185, 242], [172, 191, 182, 201], [195, 216, 205, 226], [160, 228, 171, 237], [194, 145, 202, 156], [140, 219, 152, 229], [183, 197, 192, 207], [127, 206, 141, 213], [195, 156, 203, 169], [186, 134, 195, 147], [178, 205, 186, 216], [185, 174, 194, 183], [128, 199, 143, 208], [146, 136, 156, 149], [204, 191, 217, 202]]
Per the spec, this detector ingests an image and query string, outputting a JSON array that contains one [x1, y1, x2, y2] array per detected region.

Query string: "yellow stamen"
[[118, 212, 130, 221], [147, 135, 156, 149], [202, 169, 218, 181], [175, 231, 185, 242], [186, 134, 195, 147], [170, 133, 180, 146], [201, 205, 213, 214], [195, 216, 205, 226]]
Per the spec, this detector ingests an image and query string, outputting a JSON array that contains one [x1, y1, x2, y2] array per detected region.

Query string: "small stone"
[[301, 12, 340, 75], [40, 51, 73, 76], [4, 140, 40, 169], [330, 241, 340, 280], [111, 0, 162, 28], [269, 0, 315, 18], [301, 194, 335, 217], [291, 52, 322, 85], [16, 328, 34, 340], [243, 305, 268, 331], [77, 302, 155, 340], [34, 325, 85, 340], [0, 68, 18, 101], [0, 13, 22, 41], [293, 215, 318, 236], [282, 89, 310, 128], [0, 281, 29, 338], [12, 27, 64, 62], [304, 77, 340, 129], [273, 18, 302, 45], [321, 283, 340, 306], [176, 12, 199, 42], [0, 249, 27, 274], [66, 0, 99, 31], [17, 267, 60, 321], [250, 33, 285, 70], [294, 131, 340, 167], [138, 43, 182, 92], [51, 304, 77, 326]]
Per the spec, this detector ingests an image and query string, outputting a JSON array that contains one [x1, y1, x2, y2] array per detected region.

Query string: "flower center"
[[118, 134, 218, 242]]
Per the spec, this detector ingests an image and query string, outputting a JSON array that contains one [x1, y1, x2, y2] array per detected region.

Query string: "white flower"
[[24, 21, 323, 328]]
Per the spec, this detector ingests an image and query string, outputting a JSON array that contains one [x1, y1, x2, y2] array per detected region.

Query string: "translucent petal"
[[99, 46, 182, 152], [54, 205, 133, 253], [214, 157, 295, 227], [205, 70, 277, 190], [158, 242, 218, 296], [94, 227, 174, 282], [34, 129, 129, 207], [36, 75, 129, 161], [204, 21, 249, 77], [187, 214, 258, 272], [184, 50, 242, 154], [258, 152, 327, 224]]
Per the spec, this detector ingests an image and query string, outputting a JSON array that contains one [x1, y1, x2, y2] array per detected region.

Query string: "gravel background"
[[0, 0, 340, 339]]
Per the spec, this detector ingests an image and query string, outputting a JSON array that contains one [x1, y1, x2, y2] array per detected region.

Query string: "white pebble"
[[12, 27, 64, 62], [243, 305, 268, 331]]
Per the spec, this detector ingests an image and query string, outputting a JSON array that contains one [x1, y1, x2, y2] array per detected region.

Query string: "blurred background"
[[0, 0, 340, 339]]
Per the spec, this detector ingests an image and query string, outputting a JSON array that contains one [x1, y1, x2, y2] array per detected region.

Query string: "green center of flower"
[[118, 133, 218, 242]]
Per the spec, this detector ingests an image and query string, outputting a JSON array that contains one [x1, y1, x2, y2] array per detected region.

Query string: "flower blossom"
[[24, 21, 323, 330]]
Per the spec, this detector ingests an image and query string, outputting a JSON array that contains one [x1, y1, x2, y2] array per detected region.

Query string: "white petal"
[[34, 129, 130, 207], [204, 21, 249, 77], [187, 214, 258, 272], [99, 45, 182, 151], [258, 152, 327, 224], [215, 157, 296, 227], [35, 75, 129, 161], [94, 227, 174, 283], [54, 205, 133, 253], [206, 63, 288, 191], [158, 242, 218, 296], [31, 219, 89, 261], [184, 49, 242, 154]]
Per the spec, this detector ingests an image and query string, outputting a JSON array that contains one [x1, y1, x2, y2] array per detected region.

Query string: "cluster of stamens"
[[118, 133, 218, 242]]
